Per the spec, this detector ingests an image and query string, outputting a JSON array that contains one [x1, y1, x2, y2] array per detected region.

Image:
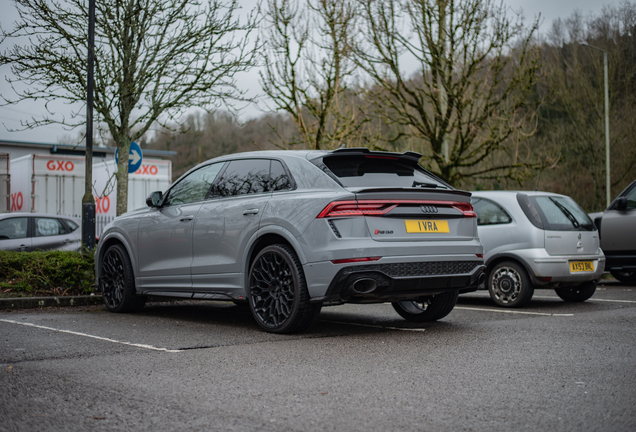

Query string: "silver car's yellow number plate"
[[405, 220, 450, 233], [570, 261, 594, 272]]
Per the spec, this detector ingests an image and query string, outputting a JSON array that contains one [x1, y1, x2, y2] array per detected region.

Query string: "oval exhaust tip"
[[351, 278, 377, 294]]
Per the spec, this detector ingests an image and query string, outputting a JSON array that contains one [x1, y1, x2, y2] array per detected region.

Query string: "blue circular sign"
[[115, 141, 143, 174]]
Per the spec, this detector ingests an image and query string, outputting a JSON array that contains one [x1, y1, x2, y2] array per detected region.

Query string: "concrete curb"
[[0, 295, 103, 310]]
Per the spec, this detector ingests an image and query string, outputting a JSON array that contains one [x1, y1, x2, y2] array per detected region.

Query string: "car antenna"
[[535, 169, 543, 191]]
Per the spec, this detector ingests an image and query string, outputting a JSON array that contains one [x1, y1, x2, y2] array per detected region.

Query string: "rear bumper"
[[603, 252, 636, 272], [511, 249, 605, 285], [304, 256, 485, 305]]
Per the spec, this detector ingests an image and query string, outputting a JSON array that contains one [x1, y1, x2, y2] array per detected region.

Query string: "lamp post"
[[580, 41, 610, 208], [81, 0, 96, 251]]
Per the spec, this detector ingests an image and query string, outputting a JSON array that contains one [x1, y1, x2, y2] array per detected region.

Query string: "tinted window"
[[517, 194, 544, 229], [625, 185, 636, 210], [270, 160, 293, 192], [166, 162, 225, 206], [473, 198, 512, 226], [319, 155, 447, 189], [0, 218, 28, 240], [209, 159, 270, 198], [35, 218, 68, 237]]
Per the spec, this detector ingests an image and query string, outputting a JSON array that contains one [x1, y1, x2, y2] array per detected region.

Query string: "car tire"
[[610, 270, 636, 284], [554, 281, 596, 302], [488, 261, 534, 307], [391, 291, 459, 322], [100, 244, 146, 313], [248, 244, 321, 334]]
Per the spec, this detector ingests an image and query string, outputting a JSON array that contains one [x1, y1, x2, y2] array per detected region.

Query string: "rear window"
[[316, 155, 449, 189], [517, 194, 594, 231]]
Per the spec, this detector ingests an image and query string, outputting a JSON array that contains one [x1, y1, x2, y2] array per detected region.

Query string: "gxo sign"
[[47, 160, 75, 172], [10, 192, 23, 211], [135, 164, 158, 175], [95, 196, 111, 214]]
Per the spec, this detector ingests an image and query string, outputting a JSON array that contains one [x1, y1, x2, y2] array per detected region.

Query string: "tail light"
[[317, 200, 476, 218]]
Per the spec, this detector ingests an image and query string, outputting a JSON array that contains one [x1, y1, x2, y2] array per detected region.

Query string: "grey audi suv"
[[95, 148, 485, 333]]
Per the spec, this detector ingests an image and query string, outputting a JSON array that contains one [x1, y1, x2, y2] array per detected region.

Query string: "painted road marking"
[[0, 319, 182, 353], [533, 295, 636, 304], [321, 320, 427, 332], [455, 307, 573, 316]]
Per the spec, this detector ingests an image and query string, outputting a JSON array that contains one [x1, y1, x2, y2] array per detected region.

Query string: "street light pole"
[[81, 0, 96, 251], [580, 41, 611, 208]]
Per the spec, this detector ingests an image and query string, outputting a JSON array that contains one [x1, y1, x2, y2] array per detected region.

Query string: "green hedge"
[[0, 250, 95, 297]]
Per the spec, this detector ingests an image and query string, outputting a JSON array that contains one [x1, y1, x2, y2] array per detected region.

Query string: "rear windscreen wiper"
[[550, 197, 580, 228]]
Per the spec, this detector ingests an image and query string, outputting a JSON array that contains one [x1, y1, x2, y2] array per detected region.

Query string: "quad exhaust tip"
[[351, 278, 377, 294]]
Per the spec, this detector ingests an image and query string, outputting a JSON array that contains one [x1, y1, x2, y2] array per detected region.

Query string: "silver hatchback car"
[[0, 213, 82, 252], [95, 148, 485, 333], [471, 191, 605, 307]]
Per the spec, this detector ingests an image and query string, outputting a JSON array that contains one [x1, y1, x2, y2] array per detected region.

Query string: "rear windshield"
[[315, 155, 449, 189], [517, 194, 594, 231]]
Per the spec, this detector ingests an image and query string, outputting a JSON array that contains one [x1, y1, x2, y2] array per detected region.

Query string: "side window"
[[0, 217, 28, 240], [166, 162, 225, 206], [270, 160, 293, 192], [64, 219, 79, 232], [35, 218, 68, 237], [473, 198, 512, 226], [208, 159, 270, 198], [626, 186, 636, 210]]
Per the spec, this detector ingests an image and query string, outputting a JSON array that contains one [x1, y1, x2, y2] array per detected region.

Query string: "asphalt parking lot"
[[1, 281, 635, 432]]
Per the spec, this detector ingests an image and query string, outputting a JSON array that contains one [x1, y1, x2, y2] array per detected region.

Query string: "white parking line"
[[321, 320, 427, 332], [0, 319, 182, 353], [533, 296, 636, 304], [455, 307, 573, 316]]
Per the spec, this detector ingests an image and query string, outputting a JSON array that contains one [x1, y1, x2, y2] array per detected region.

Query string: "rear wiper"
[[550, 197, 580, 228], [412, 181, 446, 189]]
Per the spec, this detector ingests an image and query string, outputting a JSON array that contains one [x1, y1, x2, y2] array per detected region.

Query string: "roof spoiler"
[[329, 147, 422, 163]]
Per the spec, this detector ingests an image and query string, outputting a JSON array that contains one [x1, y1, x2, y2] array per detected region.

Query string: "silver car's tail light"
[[317, 200, 477, 218]]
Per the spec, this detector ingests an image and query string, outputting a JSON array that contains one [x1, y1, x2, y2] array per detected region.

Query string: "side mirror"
[[615, 196, 628, 211], [146, 191, 163, 208]]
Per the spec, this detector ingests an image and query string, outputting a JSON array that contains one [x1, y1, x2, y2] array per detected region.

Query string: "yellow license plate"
[[405, 220, 450, 233], [570, 261, 594, 272]]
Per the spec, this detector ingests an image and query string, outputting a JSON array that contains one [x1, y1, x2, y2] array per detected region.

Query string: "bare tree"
[[355, 0, 544, 185], [260, 0, 367, 150], [1, 0, 259, 215]]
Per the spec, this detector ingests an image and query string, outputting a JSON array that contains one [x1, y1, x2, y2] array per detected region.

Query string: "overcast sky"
[[0, 0, 618, 144]]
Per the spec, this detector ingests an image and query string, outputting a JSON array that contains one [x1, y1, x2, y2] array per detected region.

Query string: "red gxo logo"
[[95, 196, 111, 214], [10, 192, 23, 211], [47, 160, 75, 171], [135, 164, 158, 175]]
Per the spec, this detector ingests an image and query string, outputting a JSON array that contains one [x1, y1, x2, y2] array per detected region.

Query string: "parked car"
[[0, 213, 81, 252], [589, 180, 636, 284], [470, 191, 605, 307], [95, 148, 485, 333]]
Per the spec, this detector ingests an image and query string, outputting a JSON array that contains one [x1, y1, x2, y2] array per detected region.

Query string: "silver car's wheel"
[[391, 291, 458, 322], [488, 261, 534, 307], [248, 244, 320, 334], [101, 244, 145, 313]]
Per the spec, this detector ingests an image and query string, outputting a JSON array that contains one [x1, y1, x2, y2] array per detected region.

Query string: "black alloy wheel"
[[610, 270, 636, 284], [391, 291, 459, 322], [555, 281, 597, 302], [100, 244, 146, 313], [248, 244, 320, 334]]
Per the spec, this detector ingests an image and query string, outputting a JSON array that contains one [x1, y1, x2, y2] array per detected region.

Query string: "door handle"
[[180, 215, 194, 221], [64, 239, 72, 243], [243, 209, 259, 216]]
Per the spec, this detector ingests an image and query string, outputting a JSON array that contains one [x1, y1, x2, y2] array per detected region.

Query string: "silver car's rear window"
[[517, 193, 594, 231]]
